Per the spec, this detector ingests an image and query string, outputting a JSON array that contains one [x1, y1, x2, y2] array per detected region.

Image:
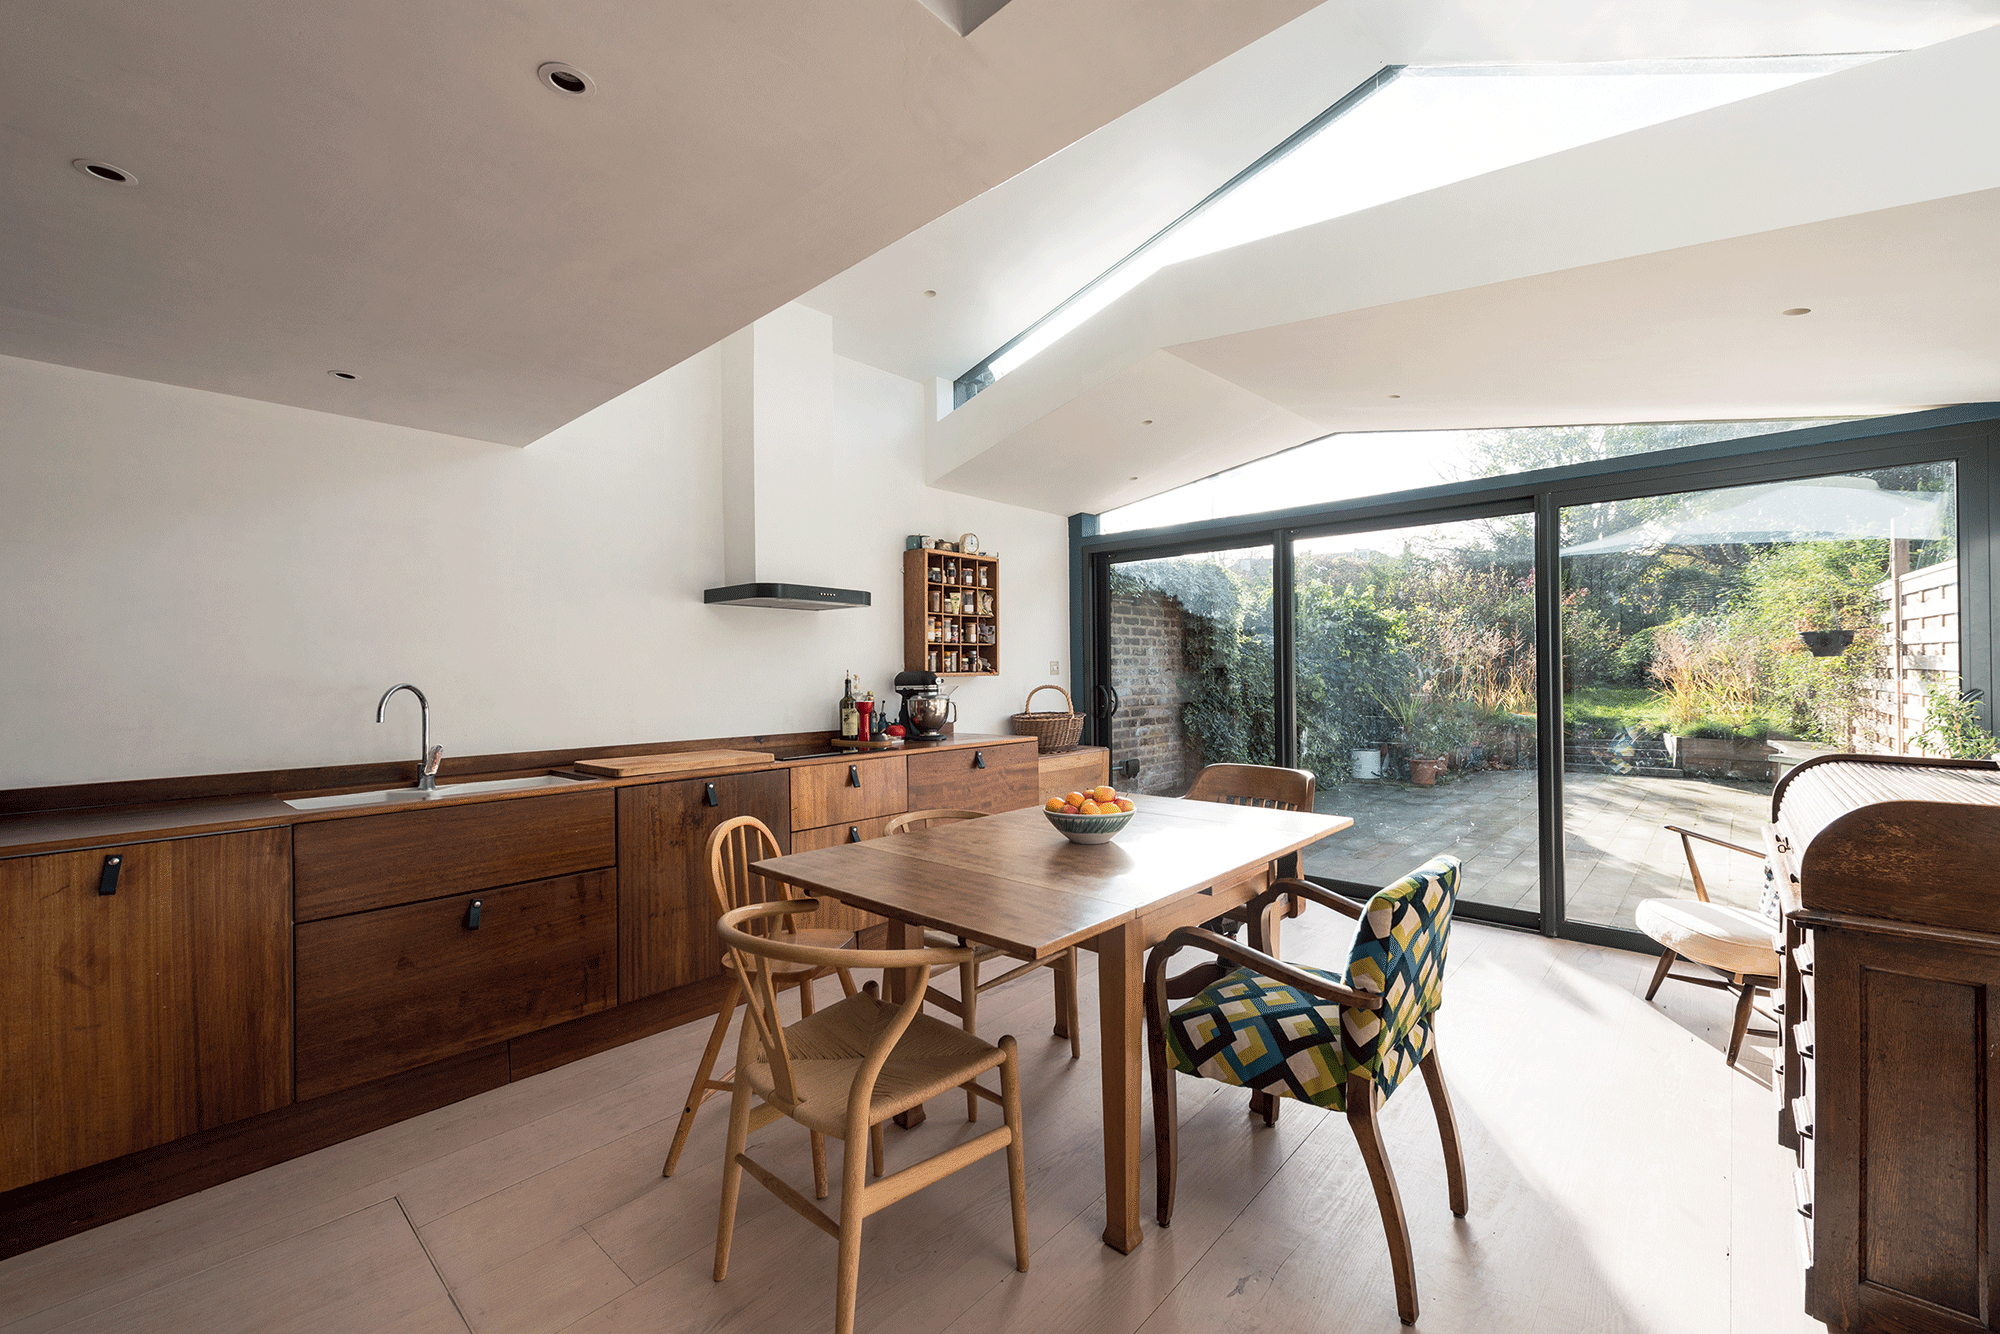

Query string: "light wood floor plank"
[[34, 1199, 462, 1334], [447, 1229, 632, 1334]]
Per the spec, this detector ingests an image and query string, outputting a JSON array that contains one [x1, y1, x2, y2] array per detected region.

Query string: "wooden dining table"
[[751, 794, 1351, 1253]]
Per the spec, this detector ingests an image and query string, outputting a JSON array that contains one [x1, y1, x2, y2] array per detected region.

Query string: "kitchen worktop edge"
[[0, 733, 1037, 858]]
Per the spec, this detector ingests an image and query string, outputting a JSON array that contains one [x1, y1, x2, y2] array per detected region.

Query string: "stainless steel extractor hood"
[[703, 582, 871, 610]]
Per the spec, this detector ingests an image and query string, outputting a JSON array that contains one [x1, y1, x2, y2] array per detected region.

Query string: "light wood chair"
[[712, 899, 1029, 1334], [886, 808, 1081, 1122], [1145, 857, 1467, 1326], [662, 817, 857, 1189], [1637, 824, 1781, 1066], [1183, 761, 1317, 812]]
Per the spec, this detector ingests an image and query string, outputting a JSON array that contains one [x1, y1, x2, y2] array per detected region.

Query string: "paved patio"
[[1303, 767, 1773, 933]]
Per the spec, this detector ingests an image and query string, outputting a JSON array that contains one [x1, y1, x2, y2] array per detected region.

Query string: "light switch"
[[1049, 661, 1061, 675]]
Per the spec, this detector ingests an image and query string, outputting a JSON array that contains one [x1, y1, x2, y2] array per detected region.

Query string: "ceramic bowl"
[[1044, 805, 1136, 845]]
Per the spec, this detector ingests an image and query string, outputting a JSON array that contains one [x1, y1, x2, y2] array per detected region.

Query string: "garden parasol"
[[1562, 475, 1945, 555]]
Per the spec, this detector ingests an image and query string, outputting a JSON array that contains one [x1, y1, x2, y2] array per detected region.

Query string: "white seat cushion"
[[1635, 897, 1779, 979]]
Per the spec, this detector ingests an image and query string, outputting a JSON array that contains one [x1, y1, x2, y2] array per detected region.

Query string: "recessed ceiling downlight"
[[537, 62, 595, 96], [72, 159, 136, 185], [328, 370, 359, 381]]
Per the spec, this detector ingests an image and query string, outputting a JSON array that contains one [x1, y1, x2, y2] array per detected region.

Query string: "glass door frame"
[[1075, 407, 1997, 949]]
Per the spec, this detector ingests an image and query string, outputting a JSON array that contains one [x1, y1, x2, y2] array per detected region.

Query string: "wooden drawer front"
[[907, 742, 1036, 815], [295, 869, 616, 1100], [294, 788, 616, 921], [619, 769, 791, 1001], [789, 817, 894, 937], [1037, 747, 1110, 803], [791, 756, 906, 830]]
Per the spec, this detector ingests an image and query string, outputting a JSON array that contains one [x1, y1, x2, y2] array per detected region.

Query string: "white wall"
[[0, 329, 1070, 790]]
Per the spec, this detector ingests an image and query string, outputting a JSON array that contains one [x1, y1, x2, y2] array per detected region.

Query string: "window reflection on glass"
[[1559, 461, 1959, 931], [1105, 548, 1274, 796]]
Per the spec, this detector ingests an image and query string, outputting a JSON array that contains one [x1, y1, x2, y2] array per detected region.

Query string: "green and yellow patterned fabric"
[[1162, 856, 1460, 1113]]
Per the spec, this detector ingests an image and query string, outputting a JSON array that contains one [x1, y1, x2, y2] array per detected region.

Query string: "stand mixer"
[[894, 671, 956, 741]]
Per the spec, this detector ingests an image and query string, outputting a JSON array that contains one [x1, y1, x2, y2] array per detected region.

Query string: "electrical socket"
[[1049, 661, 1061, 676]]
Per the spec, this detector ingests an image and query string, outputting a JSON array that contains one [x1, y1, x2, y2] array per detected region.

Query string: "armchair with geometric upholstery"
[[1144, 855, 1468, 1326]]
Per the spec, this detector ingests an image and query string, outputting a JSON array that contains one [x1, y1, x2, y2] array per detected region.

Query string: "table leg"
[[1098, 920, 1143, 1253], [886, 917, 928, 1130]]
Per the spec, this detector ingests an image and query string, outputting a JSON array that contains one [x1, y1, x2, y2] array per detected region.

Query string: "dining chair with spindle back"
[[885, 808, 1082, 1122], [1636, 824, 1781, 1065], [662, 816, 857, 1192], [712, 899, 1029, 1334]]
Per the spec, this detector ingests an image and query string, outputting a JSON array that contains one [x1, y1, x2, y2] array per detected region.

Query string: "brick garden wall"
[[1108, 587, 1202, 796]]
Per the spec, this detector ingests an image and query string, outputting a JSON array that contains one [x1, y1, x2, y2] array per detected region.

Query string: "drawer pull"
[[465, 898, 483, 930], [973, 750, 985, 769], [848, 826, 861, 843], [98, 854, 123, 896], [705, 782, 718, 807], [848, 764, 861, 788]]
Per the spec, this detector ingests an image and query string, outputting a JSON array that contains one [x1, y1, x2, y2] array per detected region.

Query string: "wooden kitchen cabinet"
[[905, 739, 1036, 815], [0, 828, 292, 1193], [788, 815, 897, 935], [618, 769, 791, 1001], [294, 869, 616, 1100], [1036, 746, 1111, 803]]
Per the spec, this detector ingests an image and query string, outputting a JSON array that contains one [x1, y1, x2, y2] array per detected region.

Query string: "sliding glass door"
[[1291, 516, 1539, 922], [1102, 545, 1275, 796], [1084, 416, 1981, 949]]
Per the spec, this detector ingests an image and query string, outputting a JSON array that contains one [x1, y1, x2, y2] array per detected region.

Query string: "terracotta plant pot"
[[1409, 756, 1442, 787]]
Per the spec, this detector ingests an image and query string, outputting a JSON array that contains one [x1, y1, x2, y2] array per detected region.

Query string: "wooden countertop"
[[0, 732, 1034, 859]]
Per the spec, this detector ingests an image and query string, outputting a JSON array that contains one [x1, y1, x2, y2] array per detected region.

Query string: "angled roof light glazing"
[[952, 53, 1892, 409]]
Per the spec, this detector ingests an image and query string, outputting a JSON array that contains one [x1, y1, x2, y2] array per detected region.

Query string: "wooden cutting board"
[[569, 749, 775, 778]]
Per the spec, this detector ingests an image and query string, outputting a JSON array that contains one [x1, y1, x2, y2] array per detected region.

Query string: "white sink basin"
[[286, 773, 586, 811]]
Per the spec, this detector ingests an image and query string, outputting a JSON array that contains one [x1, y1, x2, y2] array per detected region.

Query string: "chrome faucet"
[[376, 683, 443, 791]]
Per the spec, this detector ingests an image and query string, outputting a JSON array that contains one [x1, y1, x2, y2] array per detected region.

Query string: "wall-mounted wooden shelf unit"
[[904, 548, 999, 676]]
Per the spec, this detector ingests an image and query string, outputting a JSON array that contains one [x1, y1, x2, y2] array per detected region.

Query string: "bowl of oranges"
[[1043, 785, 1136, 844]]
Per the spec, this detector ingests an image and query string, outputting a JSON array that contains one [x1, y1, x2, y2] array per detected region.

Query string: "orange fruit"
[[1091, 785, 1117, 803], [1115, 798, 1135, 812], [1065, 791, 1088, 808], [1045, 797, 1065, 812], [1079, 800, 1103, 815]]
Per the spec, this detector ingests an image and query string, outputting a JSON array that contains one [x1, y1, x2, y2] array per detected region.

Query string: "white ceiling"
[[939, 189, 2000, 513], [804, 0, 2000, 390], [867, 16, 2000, 514], [0, 0, 1320, 444]]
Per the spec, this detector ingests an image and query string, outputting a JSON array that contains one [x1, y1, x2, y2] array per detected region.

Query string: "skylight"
[[1097, 419, 1862, 534], [954, 54, 1891, 407]]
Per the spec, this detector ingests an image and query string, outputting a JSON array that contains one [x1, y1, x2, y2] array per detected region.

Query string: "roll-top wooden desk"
[[1769, 754, 2000, 1333]]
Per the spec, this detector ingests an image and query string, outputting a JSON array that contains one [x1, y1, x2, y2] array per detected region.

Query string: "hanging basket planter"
[[1799, 629, 1856, 657]]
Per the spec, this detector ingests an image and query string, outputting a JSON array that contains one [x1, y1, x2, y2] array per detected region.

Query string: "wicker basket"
[[1011, 684, 1085, 753]]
